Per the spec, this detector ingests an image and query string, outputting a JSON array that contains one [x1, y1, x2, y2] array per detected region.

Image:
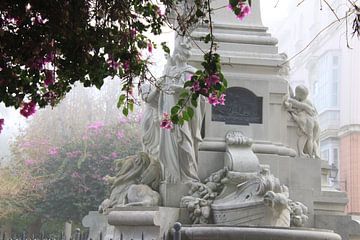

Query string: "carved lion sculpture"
[[99, 152, 161, 213]]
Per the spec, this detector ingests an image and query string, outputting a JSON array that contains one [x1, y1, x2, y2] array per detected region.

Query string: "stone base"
[[82, 211, 108, 240], [174, 226, 341, 240], [107, 207, 180, 240]]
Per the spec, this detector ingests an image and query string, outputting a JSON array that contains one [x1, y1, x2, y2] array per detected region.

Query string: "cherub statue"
[[284, 85, 320, 158]]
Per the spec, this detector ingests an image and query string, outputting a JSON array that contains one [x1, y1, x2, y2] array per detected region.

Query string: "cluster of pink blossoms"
[[48, 147, 59, 157], [20, 101, 36, 118], [160, 113, 173, 130], [0, 119, 4, 134], [227, 1, 251, 21], [208, 93, 226, 106], [190, 74, 226, 106]]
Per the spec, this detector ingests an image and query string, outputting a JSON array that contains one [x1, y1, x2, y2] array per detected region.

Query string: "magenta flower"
[[205, 74, 220, 87], [130, 29, 137, 38], [111, 152, 118, 158], [87, 121, 104, 131], [191, 81, 201, 92], [0, 118, 4, 134], [160, 113, 173, 130], [119, 116, 129, 124], [147, 41, 153, 53], [208, 93, 220, 106], [218, 93, 226, 105], [20, 101, 36, 118], [116, 130, 125, 140], [25, 159, 36, 166], [107, 57, 120, 70], [227, 4, 234, 11], [123, 60, 130, 72], [44, 70, 55, 86], [237, 4, 251, 21], [71, 171, 81, 179], [48, 147, 59, 157]]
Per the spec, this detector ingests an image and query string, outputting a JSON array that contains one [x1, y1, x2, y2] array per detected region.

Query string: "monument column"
[[189, 0, 297, 180]]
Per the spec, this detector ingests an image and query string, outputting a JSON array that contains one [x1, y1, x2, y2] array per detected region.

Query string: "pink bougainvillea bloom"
[[191, 81, 201, 92], [44, 70, 55, 86], [25, 159, 36, 166], [20, 101, 36, 118], [208, 93, 220, 106], [116, 130, 125, 140], [160, 113, 173, 130], [107, 57, 120, 70], [119, 116, 129, 124], [237, 4, 251, 21], [111, 152, 118, 158], [48, 147, 59, 157], [205, 74, 220, 87], [123, 60, 130, 72], [218, 93, 226, 105], [227, 4, 234, 11], [71, 171, 81, 178], [0, 118, 4, 134], [130, 29, 137, 38], [147, 41, 153, 53], [88, 121, 104, 130]]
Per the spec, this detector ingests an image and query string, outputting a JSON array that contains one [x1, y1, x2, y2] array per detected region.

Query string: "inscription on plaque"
[[212, 87, 263, 125]]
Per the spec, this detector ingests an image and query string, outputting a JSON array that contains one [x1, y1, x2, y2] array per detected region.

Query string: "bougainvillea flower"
[[218, 93, 226, 105], [25, 159, 36, 166], [107, 57, 120, 70], [44, 70, 55, 86], [160, 113, 173, 130], [191, 81, 201, 92], [20, 101, 36, 118], [0, 118, 4, 134], [48, 147, 59, 157], [237, 4, 251, 21], [208, 93, 220, 106], [147, 41, 153, 53], [205, 74, 220, 87]]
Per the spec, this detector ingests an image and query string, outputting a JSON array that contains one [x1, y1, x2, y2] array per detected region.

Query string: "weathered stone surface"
[[176, 226, 341, 240], [107, 207, 181, 240]]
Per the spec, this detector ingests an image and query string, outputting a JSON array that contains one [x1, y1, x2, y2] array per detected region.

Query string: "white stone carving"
[[158, 35, 205, 183], [284, 85, 321, 158], [98, 153, 161, 212]]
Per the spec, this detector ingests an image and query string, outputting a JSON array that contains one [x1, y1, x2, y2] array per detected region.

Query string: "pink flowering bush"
[[7, 117, 141, 226]]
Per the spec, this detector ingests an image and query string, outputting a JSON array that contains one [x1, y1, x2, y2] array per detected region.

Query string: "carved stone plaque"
[[212, 87, 263, 125]]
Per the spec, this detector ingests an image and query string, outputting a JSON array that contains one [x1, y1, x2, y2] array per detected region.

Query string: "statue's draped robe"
[[158, 65, 205, 183]]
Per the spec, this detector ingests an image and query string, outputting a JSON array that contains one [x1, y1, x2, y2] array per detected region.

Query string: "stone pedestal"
[[160, 183, 190, 208], [82, 212, 108, 240], [107, 207, 181, 240]]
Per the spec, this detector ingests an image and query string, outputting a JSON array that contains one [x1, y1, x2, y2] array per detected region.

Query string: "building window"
[[312, 51, 340, 112], [321, 149, 330, 161]]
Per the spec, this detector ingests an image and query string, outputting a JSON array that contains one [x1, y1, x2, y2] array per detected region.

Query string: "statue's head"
[[294, 85, 308, 101], [173, 35, 192, 64]]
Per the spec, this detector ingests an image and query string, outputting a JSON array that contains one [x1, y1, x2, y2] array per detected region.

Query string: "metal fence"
[[0, 229, 88, 240], [1, 222, 182, 240]]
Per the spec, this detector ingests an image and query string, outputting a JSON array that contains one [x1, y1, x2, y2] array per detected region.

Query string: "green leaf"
[[171, 105, 180, 115], [187, 107, 194, 119], [184, 81, 193, 88], [191, 98, 198, 108], [183, 111, 190, 121], [117, 94, 126, 108], [122, 107, 129, 116], [161, 42, 170, 54], [171, 114, 179, 124], [180, 91, 189, 98]]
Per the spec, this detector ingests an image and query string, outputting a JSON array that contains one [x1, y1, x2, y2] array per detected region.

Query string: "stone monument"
[[82, 1, 359, 239]]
